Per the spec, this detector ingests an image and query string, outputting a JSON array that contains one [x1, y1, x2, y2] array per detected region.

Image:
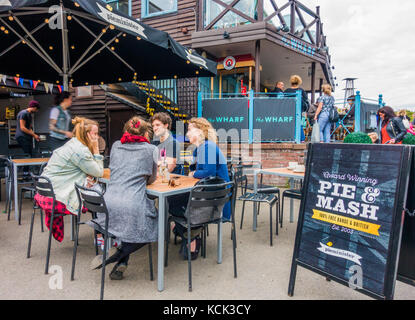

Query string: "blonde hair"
[[290, 75, 302, 87], [123, 116, 153, 140], [397, 110, 407, 117], [189, 117, 218, 144], [322, 84, 332, 96], [72, 117, 99, 154]]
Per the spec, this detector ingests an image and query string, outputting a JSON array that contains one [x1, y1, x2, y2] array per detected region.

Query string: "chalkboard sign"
[[253, 98, 296, 142], [202, 99, 249, 142], [398, 146, 415, 285], [288, 143, 412, 300]]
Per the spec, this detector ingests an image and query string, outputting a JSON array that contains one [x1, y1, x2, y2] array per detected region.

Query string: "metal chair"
[[280, 179, 303, 228], [27, 174, 67, 278], [72, 184, 154, 300], [167, 181, 237, 292], [234, 164, 281, 233], [18, 162, 48, 226]]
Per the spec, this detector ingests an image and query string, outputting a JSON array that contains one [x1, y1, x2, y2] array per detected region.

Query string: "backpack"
[[307, 103, 318, 119]]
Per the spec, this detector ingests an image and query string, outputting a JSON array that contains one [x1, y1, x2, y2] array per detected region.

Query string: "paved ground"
[[1, 190, 415, 300]]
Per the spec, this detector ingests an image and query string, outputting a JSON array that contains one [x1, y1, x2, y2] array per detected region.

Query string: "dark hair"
[[123, 116, 153, 140], [347, 95, 355, 101], [54, 92, 71, 106], [150, 112, 172, 130], [377, 106, 396, 126]]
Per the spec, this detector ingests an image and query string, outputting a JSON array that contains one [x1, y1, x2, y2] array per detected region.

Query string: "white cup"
[[288, 162, 298, 169]]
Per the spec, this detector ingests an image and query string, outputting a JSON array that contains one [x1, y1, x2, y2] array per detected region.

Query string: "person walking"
[[314, 84, 335, 143], [15, 100, 40, 157], [48, 92, 73, 151]]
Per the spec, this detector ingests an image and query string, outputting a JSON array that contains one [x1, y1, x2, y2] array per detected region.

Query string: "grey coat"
[[94, 141, 158, 243]]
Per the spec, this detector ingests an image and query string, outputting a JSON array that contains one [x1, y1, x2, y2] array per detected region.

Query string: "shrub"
[[403, 134, 415, 145], [344, 132, 373, 144]]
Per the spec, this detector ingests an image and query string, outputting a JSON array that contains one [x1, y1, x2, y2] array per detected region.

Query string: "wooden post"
[[319, 78, 323, 97], [290, 1, 296, 34], [210, 77, 214, 98], [311, 62, 316, 103], [257, 0, 264, 21], [316, 6, 321, 48], [255, 40, 261, 93]]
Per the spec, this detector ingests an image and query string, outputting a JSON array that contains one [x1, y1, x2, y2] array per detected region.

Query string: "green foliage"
[[344, 132, 373, 144], [403, 134, 415, 145]]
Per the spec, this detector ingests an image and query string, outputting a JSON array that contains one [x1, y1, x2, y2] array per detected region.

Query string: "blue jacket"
[[193, 140, 231, 220]]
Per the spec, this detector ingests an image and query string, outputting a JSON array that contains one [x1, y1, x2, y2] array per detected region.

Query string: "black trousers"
[[106, 242, 147, 266], [16, 136, 33, 173]]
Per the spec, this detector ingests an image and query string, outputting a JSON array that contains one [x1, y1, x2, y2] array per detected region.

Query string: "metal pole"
[[355, 91, 361, 132], [60, 1, 69, 91], [295, 90, 302, 143], [249, 89, 254, 144]]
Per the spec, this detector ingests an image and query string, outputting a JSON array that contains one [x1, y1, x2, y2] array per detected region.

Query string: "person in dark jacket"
[[377, 106, 407, 144], [284, 75, 309, 113]]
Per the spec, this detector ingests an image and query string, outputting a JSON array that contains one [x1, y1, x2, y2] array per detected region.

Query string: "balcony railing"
[[199, 0, 327, 49]]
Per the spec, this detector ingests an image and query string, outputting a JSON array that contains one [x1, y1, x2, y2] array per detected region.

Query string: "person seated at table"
[[151, 112, 182, 174], [168, 117, 230, 260], [35, 117, 104, 242], [89, 116, 158, 280]]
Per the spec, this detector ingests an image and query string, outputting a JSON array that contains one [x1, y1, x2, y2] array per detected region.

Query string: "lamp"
[[223, 31, 230, 39]]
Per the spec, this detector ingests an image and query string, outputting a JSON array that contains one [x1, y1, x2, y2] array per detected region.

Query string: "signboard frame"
[[288, 143, 412, 300]]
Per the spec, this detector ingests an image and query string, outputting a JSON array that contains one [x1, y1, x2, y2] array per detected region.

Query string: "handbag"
[[185, 176, 226, 225], [329, 107, 340, 123]]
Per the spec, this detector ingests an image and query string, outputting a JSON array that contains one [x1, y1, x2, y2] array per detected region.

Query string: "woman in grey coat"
[[91, 116, 158, 280]]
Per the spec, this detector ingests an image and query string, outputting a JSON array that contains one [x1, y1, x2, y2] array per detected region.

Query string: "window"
[[142, 0, 177, 18], [103, 0, 132, 16], [204, 0, 256, 29]]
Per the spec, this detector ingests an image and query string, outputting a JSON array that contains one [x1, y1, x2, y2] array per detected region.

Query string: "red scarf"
[[120, 132, 150, 144]]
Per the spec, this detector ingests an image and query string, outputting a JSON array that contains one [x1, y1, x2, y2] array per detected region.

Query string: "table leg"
[[253, 171, 258, 232], [290, 178, 294, 223], [217, 221, 222, 264], [157, 194, 166, 292], [14, 164, 18, 221]]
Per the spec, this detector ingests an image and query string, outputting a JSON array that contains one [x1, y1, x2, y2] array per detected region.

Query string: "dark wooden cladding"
[[132, 0, 198, 47]]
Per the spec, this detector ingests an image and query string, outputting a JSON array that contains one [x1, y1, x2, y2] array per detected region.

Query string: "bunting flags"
[[14, 77, 20, 86], [58, 85, 62, 93], [0, 74, 6, 85], [19, 78, 24, 87], [44, 83, 54, 94], [32, 80, 39, 90]]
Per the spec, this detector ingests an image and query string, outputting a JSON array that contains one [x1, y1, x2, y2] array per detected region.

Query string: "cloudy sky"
[[303, 0, 415, 109]]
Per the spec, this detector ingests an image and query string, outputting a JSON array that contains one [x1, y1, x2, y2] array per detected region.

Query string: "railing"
[[198, 90, 302, 143], [200, 0, 326, 49]]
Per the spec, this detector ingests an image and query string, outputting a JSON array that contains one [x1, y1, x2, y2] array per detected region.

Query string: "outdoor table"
[[99, 169, 223, 292], [252, 167, 305, 231], [11, 158, 49, 221]]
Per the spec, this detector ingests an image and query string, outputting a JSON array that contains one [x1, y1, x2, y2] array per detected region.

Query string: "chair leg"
[[94, 230, 99, 256], [240, 200, 246, 230], [148, 243, 154, 281], [27, 208, 36, 258], [18, 188, 24, 225], [232, 224, 237, 278], [7, 183, 13, 221], [100, 235, 108, 300], [187, 224, 192, 292], [71, 216, 80, 281], [45, 212, 55, 274], [40, 209, 44, 233], [275, 201, 279, 236], [269, 205, 273, 247], [281, 195, 285, 228]]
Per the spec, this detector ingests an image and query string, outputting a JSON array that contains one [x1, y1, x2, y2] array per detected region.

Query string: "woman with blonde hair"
[[314, 84, 335, 143], [35, 116, 104, 242], [284, 75, 310, 113], [168, 117, 230, 260], [89, 116, 158, 280]]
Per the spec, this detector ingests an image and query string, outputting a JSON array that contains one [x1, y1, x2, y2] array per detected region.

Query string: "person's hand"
[[314, 116, 318, 121], [188, 171, 195, 178], [65, 131, 73, 138], [34, 134, 40, 142], [388, 139, 396, 145], [86, 176, 96, 188], [87, 132, 99, 154]]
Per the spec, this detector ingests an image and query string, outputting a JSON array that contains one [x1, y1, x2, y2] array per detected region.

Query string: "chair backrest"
[[31, 174, 55, 199], [74, 183, 108, 217], [185, 181, 235, 225]]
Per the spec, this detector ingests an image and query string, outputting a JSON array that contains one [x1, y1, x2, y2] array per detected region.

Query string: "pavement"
[[1, 190, 415, 300]]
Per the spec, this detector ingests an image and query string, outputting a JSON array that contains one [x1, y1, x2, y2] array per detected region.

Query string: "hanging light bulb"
[[0, 26, 5, 31], [74, 2, 80, 7], [109, 24, 115, 30], [8, 16, 13, 21], [67, 15, 72, 21]]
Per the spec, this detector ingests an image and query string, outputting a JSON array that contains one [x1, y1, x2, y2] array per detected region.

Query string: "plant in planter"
[[403, 134, 415, 145], [344, 132, 373, 144]]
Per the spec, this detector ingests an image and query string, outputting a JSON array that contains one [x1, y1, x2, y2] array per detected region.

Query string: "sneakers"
[[179, 236, 201, 261], [95, 236, 120, 252], [109, 263, 128, 280], [90, 247, 119, 270]]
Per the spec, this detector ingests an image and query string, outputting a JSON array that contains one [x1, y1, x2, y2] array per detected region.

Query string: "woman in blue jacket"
[[169, 117, 230, 260]]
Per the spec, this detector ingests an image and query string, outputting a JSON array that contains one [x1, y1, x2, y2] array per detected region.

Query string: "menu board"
[[288, 143, 412, 300]]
